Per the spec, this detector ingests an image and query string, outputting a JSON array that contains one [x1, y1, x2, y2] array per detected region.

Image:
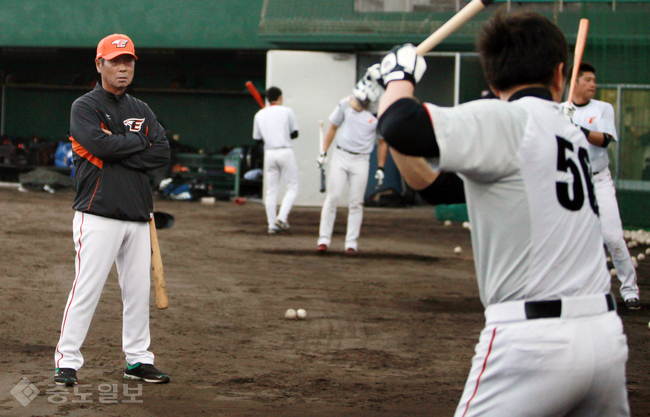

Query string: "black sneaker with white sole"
[[54, 368, 77, 386], [124, 363, 170, 384]]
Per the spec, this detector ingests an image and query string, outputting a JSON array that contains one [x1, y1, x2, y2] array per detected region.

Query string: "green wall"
[[0, 0, 273, 50]]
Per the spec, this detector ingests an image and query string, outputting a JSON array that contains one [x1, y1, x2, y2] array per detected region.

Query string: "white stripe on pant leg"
[[116, 220, 155, 366], [55, 212, 126, 370]]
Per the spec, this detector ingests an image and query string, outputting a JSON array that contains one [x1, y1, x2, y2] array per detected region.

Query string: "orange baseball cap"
[[96, 34, 138, 61]]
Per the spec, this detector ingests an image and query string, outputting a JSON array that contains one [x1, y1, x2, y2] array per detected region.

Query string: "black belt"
[[336, 145, 363, 155], [524, 293, 615, 320]]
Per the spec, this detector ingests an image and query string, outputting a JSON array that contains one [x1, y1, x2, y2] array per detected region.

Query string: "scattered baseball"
[[606, 256, 611, 263], [646, 248, 650, 255], [444, 220, 452, 226], [639, 254, 646, 261], [296, 309, 307, 320], [462, 222, 471, 229], [648, 321, 650, 329], [201, 196, 216, 205], [454, 246, 462, 254], [285, 309, 297, 319], [632, 258, 639, 268], [610, 268, 617, 277]]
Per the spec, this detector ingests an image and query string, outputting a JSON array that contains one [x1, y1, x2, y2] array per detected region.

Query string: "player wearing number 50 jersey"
[[375, 10, 629, 417]]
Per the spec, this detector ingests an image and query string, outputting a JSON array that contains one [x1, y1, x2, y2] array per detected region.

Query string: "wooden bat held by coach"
[[150, 218, 169, 309]]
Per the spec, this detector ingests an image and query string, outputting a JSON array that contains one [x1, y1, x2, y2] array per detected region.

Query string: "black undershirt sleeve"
[[377, 98, 439, 158], [290, 130, 298, 139], [417, 172, 466, 206]]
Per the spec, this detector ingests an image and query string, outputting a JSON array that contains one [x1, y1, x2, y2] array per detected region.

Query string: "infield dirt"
[[1, 187, 649, 416]]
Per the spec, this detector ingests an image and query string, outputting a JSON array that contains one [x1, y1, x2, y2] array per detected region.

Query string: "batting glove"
[[563, 104, 576, 119], [353, 64, 385, 104], [317, 152, 327, 168], [380, 44, 427, 86], [375, 167, 385, 186]]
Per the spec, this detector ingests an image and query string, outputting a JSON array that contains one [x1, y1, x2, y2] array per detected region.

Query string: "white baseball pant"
[[263, 147, 299, 229], [318, 147, 370, 251], [594, 168, 639, 301], [456, 294, 630, 417], [55, 212, 155, 370]]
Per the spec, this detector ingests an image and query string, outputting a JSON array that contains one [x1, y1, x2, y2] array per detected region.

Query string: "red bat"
[[245, 81, 265, 108]]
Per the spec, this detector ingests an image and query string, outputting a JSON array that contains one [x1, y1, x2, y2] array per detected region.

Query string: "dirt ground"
[[1, 186, 649, 417]]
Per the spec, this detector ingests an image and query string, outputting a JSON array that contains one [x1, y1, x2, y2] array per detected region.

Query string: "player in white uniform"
[[316, 74, 387, 254], [561, 62, 641, 309], [375, 10, 630, 416], [253, 87, 299, 234]]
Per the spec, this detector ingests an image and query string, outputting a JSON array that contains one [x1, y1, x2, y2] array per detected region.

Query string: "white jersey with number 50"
[[425, 92, 610, 307]]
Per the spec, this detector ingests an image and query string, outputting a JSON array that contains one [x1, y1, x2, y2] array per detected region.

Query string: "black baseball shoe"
[[54, 368, 77, 386], [124, 363, 170, 384], [625, 298, 641, 310]]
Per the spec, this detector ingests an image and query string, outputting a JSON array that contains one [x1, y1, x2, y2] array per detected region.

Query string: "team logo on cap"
[[112, 39, 130, 48], [124, 118, 145, 132]]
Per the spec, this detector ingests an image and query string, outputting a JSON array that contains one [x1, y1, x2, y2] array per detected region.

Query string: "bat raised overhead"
[[245, 81, 265, 109], [415, 0, 495, 56], [566, 19, 590, 106]]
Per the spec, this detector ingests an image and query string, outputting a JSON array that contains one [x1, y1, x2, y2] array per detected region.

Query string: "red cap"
[[96, 34, 138, 61]]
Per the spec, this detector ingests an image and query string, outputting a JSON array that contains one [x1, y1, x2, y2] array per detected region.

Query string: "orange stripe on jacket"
[[69, 136, 103, 169]]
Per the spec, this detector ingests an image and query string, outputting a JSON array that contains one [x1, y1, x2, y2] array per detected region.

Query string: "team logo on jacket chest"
[[124, 118, 145, 132]]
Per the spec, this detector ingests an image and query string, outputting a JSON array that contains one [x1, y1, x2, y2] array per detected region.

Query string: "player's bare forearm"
[[324, 124, 338, 153], [389, 147, 439, 190], [377, 139, 388, 168], [378, 80, 415, 119]]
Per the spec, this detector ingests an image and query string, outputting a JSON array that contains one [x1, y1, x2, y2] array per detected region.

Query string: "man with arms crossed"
[[253, 87, 299, 234], [55, 34, 171, 386], [374, 10, 630, 416], [317, 68, 388, 255], [562, 62, 641, 309]]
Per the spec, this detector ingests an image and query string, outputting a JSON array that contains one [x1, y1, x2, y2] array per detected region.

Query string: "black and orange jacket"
[[70, 82, 170, 222]]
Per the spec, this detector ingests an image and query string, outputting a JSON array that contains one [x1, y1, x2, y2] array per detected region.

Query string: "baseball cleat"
[[346, 248, 358, 256], [54, 368, 77, 386], [625, 298, 641, 310], [268, 227, 280, 234], [124, 363, 170, 384], [275, 220, 291, 233], [317, 244, 328, 255]]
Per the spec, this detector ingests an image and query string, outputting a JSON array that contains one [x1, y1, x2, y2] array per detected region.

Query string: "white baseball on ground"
[[285, 309, 297, 319], [454, 246, 462, 254], [639, 254, 646, 261], [444, 220, 452, 226], [610, 268, 617, 277], [606, 256, 611, 263], [646, 248, 650, 255], [462, 222, 470, 229], [296, 309, 307, 320]]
